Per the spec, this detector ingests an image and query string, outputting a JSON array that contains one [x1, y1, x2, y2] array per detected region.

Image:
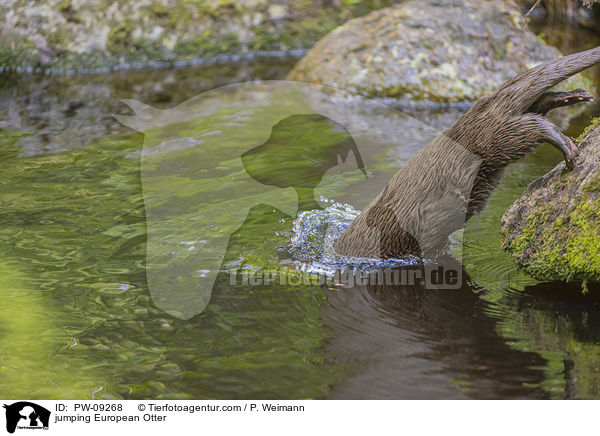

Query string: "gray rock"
[[288, 0, 592, 103]]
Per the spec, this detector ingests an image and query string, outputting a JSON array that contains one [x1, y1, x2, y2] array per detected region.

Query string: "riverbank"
[[0, 0, 390, 73]]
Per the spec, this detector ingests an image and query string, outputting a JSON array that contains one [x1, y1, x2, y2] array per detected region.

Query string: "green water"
[[1, 44, 600, 399]]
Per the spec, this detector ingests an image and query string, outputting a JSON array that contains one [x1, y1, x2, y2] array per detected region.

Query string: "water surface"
[[1, 32, 600, 399]]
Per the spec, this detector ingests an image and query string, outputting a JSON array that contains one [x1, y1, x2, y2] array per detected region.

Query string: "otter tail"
[[496, 45, 600, 112]]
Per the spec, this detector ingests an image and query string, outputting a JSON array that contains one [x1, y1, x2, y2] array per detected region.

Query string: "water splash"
[[289, 199, 421, 276]]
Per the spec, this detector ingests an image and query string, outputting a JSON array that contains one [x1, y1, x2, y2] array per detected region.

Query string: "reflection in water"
[[499, 281, 600, 399], [0, 57, 298, 157], [323, 264, 549, 399]]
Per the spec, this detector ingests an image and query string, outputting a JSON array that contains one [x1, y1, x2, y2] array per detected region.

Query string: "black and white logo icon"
[[3, 402, 50, 433]]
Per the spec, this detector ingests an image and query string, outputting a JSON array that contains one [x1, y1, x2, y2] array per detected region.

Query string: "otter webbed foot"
[[529, 89, 594, 115]]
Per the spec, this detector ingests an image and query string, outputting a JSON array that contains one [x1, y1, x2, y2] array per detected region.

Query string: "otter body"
[[334, 46, 600, 259]]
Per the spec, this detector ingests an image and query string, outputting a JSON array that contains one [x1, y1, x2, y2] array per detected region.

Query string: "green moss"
[[132, 38, 166, 60], [503, 117, 600, 284], [0, 36, 37, 69], [47, 30, 69, 50], [505, 185, 600, 283], [149, 3, 169, 17], [1, 0, 392, 71], [536, 32, 547, 44], [583, 177, 600, 194], [577, 117, 600, 142], [107, 20, 136, 53], [563, 199, 600, 275], [174, 33, 240, 58], [56, 0, 72, 10]]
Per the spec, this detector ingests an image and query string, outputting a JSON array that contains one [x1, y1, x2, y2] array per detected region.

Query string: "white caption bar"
[[0, 400, 595, 435]]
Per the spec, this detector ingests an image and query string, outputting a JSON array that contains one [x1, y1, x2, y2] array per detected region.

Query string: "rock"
[[501, 119, 600, 283], [0, 0, 388, 72], [288, 0, 592, 103]]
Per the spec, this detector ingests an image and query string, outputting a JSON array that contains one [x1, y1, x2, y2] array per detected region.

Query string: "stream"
[[1, 23, 600, 399]]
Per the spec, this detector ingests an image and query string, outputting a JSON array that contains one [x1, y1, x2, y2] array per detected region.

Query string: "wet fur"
[[334, 46, 600, 259]]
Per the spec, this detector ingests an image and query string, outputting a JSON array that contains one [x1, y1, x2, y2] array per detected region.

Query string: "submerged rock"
[[288, 0, 591, 103], [501, 119, 600, 283]]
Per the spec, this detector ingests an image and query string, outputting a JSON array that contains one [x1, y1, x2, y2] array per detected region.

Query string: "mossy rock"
[[501, 118, 600, 283], [288, 0, 593, 105], [0, 0, 393, 71]]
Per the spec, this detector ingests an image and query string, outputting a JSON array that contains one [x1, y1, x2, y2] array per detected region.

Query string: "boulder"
[[288, 0, 591, 103], [501, 119, 600, 283]]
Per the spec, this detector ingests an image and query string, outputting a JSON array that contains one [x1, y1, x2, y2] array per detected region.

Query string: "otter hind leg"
[[529, 89, 594, 115]]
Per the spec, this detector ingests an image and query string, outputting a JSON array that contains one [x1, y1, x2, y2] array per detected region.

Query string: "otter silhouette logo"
[[113, 81, 404, 319], [3, 402, 50, 433], [114, 80, 470, 318]]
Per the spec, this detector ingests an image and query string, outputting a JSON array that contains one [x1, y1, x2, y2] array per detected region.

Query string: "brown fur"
[[334, 46, 600, 259]]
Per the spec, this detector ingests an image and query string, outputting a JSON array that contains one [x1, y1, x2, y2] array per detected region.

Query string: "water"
[[1, 29, 600, 399], [289, 201, 423, 274]]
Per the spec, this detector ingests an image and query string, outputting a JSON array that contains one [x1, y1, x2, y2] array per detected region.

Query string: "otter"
[[334, 46, 600, 259]]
